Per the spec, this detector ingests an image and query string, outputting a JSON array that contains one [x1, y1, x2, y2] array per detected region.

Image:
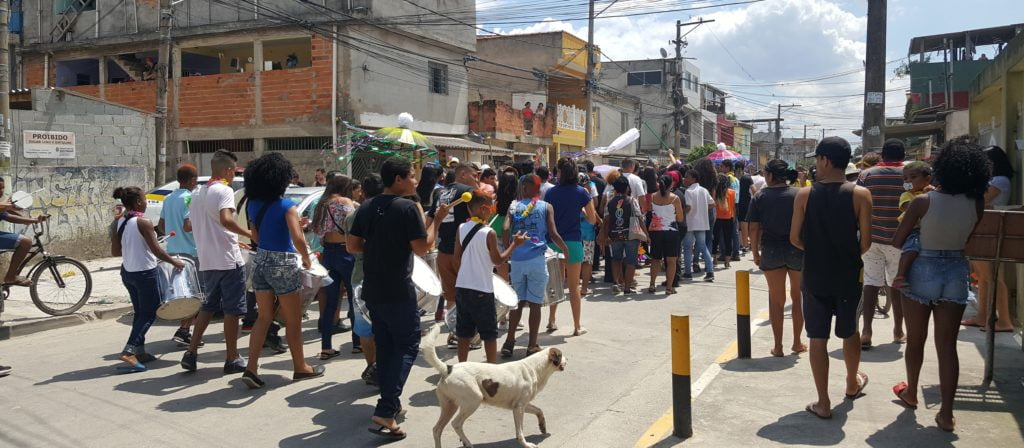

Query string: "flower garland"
[[511, 197, 538, 222], [208, 177, 230, 187], [470, 216, 487, 225]]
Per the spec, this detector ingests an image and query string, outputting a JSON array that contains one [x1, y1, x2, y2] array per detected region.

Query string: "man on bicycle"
[[0, 177, 49, 287]]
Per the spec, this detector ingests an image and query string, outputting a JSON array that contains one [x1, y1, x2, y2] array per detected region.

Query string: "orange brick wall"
[[261, 35, 333, 125], [178, 73, 256, 127], [105, 81, 160, 113], [469, 100, 554, 138], [63, 85, 101, 98]]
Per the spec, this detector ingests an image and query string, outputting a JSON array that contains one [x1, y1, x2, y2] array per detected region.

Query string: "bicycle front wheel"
[[30, 257, 93, 316]]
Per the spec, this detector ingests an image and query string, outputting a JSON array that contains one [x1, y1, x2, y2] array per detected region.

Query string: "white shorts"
[[862, 243, 900, 287]]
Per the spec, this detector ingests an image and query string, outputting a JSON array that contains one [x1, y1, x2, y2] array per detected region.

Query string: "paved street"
[[1, 256, 1022, 447]]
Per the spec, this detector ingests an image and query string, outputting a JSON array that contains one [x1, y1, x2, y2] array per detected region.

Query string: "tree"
[[685, 144, 716, 163]]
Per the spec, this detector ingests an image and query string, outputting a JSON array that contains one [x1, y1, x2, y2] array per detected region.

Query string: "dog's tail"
[[421, 324, 449, 380]]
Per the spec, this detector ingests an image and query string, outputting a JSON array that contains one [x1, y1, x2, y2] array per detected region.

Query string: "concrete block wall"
[[9, 89, 156, 260]]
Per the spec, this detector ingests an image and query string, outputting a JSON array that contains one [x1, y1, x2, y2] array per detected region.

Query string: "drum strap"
[[460, 223, 485, 258], [248, 200, 273, 241]]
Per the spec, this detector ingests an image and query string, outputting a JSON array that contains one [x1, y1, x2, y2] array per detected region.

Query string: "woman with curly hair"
[[891, 140, 989, 432], [311, 174, 358, 359], [241, 152, 323, 389]]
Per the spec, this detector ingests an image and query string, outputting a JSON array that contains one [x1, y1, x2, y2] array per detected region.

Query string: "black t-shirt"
[[606, 195, 635, 241], [350, 195, 427, 303], [672, 187, 688, 232], [747, 186, 797, 244], [427, 182, 474, 254], [739, 174, 753, 205]]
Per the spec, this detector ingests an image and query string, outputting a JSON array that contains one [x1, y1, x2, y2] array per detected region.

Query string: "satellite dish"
[[660, 48, 668, 58]]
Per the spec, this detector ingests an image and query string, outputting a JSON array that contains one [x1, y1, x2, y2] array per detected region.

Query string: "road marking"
[[634, 310, 770, 448]]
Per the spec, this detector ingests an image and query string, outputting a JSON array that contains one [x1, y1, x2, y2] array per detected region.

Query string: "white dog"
[[422, 325, 567, 448]]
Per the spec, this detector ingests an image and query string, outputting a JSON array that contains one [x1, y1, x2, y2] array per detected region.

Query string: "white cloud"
[[492, 0, 911, 143]]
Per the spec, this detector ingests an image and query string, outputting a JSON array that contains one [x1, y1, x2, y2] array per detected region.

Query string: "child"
[[502, 175, 568, 358], [454, 190, 529, 363], [599, 176, 646, 294], [579, 173, 599, 297], [892, 161, 933, 292], [111, 187, 184, 372]]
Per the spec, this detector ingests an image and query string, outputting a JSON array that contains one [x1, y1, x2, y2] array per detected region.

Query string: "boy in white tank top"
[[454, 190, 528, 363]]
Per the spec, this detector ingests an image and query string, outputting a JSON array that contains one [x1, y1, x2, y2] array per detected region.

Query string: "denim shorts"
[[906, 250, 969, 306], [200, 266, 247, 316], [760, 240, 804, 271], [901, 230, 921, 255], [455, 287, 498, 340], [510, 256, 548, 304], [609, 239, 641, 266], [251, 248, 302, 296], [0, 231, 21, 250]]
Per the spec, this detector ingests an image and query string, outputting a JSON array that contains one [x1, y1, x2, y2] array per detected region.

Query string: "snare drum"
[[412, 255, 442, 314], [542, 250, 567, 306], [274, 257, 328, 325], [156, 257, 203, 321]]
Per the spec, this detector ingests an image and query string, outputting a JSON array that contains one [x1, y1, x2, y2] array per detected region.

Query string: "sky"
[[475, 0, 1023, 143]]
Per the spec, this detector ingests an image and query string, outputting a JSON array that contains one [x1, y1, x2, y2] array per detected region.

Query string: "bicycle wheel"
[[30, 257, 93, 316]]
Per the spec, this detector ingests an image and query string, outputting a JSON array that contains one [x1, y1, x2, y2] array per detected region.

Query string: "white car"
[[145, 176, 245, 222], [235, 186, 326, 252]]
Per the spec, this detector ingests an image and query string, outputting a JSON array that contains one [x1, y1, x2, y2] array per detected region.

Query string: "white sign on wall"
[[23, 131, 76, 159]]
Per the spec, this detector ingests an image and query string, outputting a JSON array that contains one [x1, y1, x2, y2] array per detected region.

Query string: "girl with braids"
[[647, 174, 684, 294], [891, 140, 991, 432], [311, 174, 358, 359], [111, 187, 184, 372]]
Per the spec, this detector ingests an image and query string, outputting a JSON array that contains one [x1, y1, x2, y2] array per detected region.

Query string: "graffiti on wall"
[[12, 166, 147, 258]]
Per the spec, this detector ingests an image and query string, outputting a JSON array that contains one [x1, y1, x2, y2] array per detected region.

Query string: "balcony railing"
[[557, 104, 585, 131]]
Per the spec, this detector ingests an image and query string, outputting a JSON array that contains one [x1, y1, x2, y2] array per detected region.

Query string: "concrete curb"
[[0, 304, 134, 341]]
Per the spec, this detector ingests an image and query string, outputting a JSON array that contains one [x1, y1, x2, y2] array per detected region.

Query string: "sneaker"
[[612, 284, 622, 294], [223, 358, 246, 374], [704, 274, 715, 283], [180, 351, 198, 372], [264, 338, 288, 355], [332, 320, 352, 334], [361, 364, 379, 386], [682, 273, 693, 281], [172, 328, 191, 345], [241, 370, 265, 389], [0, 365, 12, 377], [241, 323, 254, 333]]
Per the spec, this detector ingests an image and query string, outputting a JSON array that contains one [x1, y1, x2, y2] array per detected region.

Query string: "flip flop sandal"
[[892, 382, 918, 409], [526, 345, 543, 355], [935, 415, 956, 432], [135, 353, 157, 364], [861, 340, 872, 350], [116, 362, 147, 374], [368, 426, 407, 440], [980, 327, 1014, 333], [845, 372, 869, 399], [647, 287, 657, 293], [319, 351, 340, 361], [352, 346, 364, 354], [501, 341, 514, 358], [960, 319, 982, 327], [805, 403, 832, 420]]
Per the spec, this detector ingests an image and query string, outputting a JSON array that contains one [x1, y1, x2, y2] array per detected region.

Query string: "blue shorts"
[[510, 256, 548, 304], [200, 266, 247, 316], [906, 250, 969, 306], [609, 240, 641, 266], [251, 248, 302, 296], [901, 230, 921, 255], [0, 231, 22, 250]]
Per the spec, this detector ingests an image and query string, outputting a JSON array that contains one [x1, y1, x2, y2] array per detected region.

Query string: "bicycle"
[[0, 221, 93, 317]]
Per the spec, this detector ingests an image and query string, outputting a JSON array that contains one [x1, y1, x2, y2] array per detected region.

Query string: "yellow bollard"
[[671, 314, 692, 438], [736, 271, 751, 359]]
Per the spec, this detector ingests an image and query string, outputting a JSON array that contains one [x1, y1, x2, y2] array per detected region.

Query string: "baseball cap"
[[845, 163, 860, 176]]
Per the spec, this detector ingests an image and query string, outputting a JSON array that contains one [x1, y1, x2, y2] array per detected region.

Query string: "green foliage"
[[685, 144, 716, 163]]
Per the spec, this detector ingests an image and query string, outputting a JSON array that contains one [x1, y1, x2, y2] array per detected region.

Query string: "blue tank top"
[[508, 199, 549, 262], [247, 198, 297, 252]]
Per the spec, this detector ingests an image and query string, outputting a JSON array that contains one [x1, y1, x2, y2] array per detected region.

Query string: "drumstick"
[[448, 191, 473, 208]]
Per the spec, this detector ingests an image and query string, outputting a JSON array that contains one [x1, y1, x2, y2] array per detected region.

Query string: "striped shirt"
[[858, 163, 904, 244]]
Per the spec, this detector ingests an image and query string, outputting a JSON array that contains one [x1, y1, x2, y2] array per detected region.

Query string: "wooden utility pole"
[[155, 0, 172, 185], [672, 18, 712, 156], [862, 0, 887, 152], [0, 0, 10, 173], [583, 0, 596, 154]]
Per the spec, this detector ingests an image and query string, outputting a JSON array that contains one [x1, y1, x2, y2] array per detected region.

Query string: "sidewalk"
[[0, 257, 133, 340], [678, 297, 1024, 446]]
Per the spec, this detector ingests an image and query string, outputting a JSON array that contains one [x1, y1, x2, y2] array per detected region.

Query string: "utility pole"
[[672, 18, 713, 156], [862, 0, 887, 152], [635, 102, 643, 154], [0, 0, 10, 173], [773, 103, 800, 160], [154, 0, 173, 186], [583, 0, 596, 155]]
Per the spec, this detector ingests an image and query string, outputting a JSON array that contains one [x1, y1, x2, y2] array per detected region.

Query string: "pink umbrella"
[[706, 148, 744, 164]]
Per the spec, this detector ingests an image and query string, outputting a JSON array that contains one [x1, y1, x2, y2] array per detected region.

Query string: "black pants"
[[367, 284, 421, 419], [713, 218, 734, 260]]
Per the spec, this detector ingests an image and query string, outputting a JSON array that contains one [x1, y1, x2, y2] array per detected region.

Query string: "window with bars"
[[266, 136, 333, 151], [627, 70, 663, 86], [186, 139, 254, 154], [428, 62, 449, 95]]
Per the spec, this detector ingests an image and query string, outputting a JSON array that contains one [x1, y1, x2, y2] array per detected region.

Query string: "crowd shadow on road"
[[756, 399, 853, 445], [157, 379, 274, 412], [278, 379, 380, 447], [830, 342, 903, 363], [721, 353, 799, 373], [864, 408, 958, 447]]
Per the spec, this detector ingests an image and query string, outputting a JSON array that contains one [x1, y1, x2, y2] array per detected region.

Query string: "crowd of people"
[[101, 133, 1010, 438]]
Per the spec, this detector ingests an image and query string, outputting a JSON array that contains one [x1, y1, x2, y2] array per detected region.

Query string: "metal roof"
[[909, 23, 1024, 55]]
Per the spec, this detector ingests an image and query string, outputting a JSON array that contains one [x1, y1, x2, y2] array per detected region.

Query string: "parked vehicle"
[[235, 186, 326, 252], [144, 176, 245, 222]]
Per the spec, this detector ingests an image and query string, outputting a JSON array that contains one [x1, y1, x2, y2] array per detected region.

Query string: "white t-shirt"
[[190, 182, 243, 271], [624, 172, 647, 201], [990, 175, 1011, 207], [455, 222, 494, 293], [540, 181, 554, 196], [752, 175, 766, 193], [683, 183, 714, 231]]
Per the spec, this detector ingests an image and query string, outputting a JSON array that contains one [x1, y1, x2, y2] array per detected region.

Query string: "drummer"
[[426, 163, 478, 343], [110, 186, 185, 372], [157, 164, 202, 348], [454, 190, 529, 363]]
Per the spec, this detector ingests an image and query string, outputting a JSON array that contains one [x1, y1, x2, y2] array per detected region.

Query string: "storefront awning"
[[428, 135, 512, 154]]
